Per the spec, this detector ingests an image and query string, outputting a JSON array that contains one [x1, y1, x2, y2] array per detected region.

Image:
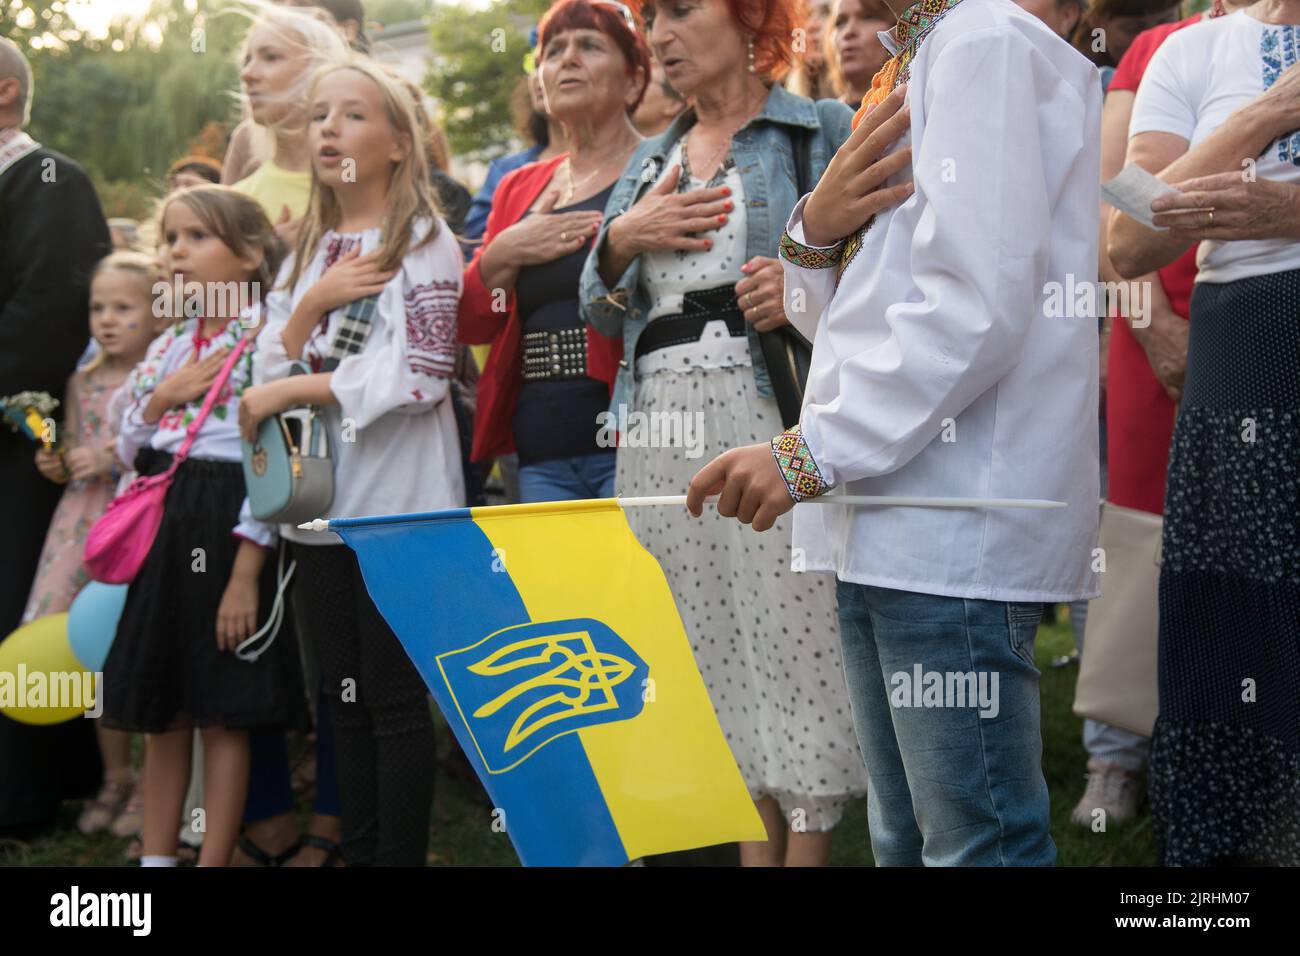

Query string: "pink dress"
[[21, 366, 127, 622]]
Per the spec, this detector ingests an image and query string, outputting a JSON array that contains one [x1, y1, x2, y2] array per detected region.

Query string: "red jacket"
[[458, 154, 622, 463]]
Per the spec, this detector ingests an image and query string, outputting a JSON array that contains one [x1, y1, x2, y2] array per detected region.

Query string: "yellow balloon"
[[0, 614, 97, 726]]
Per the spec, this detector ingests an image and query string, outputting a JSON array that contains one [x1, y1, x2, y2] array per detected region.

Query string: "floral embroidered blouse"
[[117, 309, 274, 545]]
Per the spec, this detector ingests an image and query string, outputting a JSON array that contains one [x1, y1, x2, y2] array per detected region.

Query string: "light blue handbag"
[[242, 383, 333, 524], [241, 293, 378, 524]]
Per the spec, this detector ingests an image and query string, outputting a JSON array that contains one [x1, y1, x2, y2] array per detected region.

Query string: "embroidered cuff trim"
[[772, 425, 831, 502], [779, 231, 844, 270]]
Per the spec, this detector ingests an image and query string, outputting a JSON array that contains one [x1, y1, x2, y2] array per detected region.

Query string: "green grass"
[[0, 611, 1156, 867]]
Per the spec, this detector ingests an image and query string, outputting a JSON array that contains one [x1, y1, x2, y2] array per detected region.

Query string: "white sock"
[[140, 855, 178, 867]]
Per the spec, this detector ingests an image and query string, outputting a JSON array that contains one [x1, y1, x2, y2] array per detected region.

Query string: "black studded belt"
[[522, 326, 588, 382]]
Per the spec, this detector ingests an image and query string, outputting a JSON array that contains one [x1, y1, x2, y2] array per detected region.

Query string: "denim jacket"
[[579, 83, 853, 414]]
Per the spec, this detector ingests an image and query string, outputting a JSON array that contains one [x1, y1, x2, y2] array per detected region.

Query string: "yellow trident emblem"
[[470, 631, 637, 753], [438, 619, 648, 773]]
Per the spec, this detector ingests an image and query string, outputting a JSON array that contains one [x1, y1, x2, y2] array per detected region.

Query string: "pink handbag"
[[84, 337, 249, 584]]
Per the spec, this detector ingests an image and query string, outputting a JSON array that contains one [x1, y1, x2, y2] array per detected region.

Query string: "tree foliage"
[[368, 0, 430, 24], [426, 0, 550, 163], [1, 0, 556, 214], [6, 0, 246, 216], [2, 0, 84, 49]]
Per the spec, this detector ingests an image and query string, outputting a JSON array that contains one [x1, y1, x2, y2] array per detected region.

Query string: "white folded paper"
[[1101, 163, 1180, 231]]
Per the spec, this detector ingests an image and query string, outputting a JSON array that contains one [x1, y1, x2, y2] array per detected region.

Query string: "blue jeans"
[[836, 581, 1055, 866], [517, 452, 616, 503]]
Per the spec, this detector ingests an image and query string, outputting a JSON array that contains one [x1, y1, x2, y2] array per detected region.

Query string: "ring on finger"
[[560, 231, 568, 241]]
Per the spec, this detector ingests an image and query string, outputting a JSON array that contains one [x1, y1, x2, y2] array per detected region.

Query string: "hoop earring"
[[747, 36, 756, 74]]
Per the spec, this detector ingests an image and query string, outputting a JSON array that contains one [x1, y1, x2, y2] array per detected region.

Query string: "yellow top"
[[231, 161, 312, 221]]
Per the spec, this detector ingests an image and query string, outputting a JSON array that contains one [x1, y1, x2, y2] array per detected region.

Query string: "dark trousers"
[[290, 542, 436, 866], [0, 435, 101, 830], [244, 677, 342, 822]]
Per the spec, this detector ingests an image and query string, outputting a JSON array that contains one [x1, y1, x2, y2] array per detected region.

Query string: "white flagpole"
[[618, 495, 1066, 510], [298, 494, 1066, 530]]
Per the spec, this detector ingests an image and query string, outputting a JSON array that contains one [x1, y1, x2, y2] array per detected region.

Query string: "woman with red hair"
[[581, 0, 903, 866], [459, 0, 649, 502]]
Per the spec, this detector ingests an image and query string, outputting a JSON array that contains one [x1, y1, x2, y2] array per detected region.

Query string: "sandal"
[[111, 785, 145, 839], [235, 832, 301, 867], [78, 777, 135, 835], [294, 833, 343, 867]]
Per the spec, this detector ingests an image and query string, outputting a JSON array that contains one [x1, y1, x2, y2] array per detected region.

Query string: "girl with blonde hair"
[[238, 59, 463, 866]]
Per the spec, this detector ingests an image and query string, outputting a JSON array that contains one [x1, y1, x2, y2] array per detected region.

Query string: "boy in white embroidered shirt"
[[688, 0, 1103, 865]]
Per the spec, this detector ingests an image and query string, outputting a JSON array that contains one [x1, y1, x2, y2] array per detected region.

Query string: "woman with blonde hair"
[[221, 2, 350, 221]]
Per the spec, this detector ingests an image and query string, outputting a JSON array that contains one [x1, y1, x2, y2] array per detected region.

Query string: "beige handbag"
[[1073, 501, 1163, 737]]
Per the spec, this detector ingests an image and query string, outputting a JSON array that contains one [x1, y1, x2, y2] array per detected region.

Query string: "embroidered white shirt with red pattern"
[[255, 217, 466, 545], [297, 230, 460, 388]]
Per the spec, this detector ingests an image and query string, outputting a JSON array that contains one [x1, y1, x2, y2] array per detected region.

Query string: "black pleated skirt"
[[1150, 268, 1300, 866], [100, 449, 307, 733]]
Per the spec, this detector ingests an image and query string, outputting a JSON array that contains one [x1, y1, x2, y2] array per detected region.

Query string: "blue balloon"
[[67, 582, 128, 671]]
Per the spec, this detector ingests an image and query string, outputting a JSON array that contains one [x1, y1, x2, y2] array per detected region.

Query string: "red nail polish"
[[722, 187, 731, 196], [705, 239, 713, 249], [725, 201, 734, 211], [717, 215, 728, 224]]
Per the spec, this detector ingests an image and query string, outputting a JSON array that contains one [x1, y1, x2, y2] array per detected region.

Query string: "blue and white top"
[[1132, 10, 1300, 283]]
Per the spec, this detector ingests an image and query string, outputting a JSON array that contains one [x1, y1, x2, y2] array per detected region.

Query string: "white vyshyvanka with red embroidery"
[[256, 217, 466, 546]]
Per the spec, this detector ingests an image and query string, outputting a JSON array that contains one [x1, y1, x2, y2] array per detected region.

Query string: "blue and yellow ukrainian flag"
[[331, 499, 765, 867]]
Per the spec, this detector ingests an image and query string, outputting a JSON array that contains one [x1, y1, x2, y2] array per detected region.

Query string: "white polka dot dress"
[[619, 146, 869, 830]]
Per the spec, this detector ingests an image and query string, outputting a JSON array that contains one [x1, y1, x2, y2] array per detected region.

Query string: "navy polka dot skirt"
[[1150, 268, 1300, 866]]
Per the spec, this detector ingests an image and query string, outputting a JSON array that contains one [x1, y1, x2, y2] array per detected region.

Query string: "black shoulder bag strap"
[[757, 118, 816, 429]]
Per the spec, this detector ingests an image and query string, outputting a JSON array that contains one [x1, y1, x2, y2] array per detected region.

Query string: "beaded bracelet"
[[771, 425, 831, 503], [778, 230, 844, 270]]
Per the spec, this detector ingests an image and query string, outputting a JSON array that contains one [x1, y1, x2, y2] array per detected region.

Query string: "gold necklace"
[[560, 157, 605, 206], [560, 137, 639, 205], [684, 90, 765, 183]]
